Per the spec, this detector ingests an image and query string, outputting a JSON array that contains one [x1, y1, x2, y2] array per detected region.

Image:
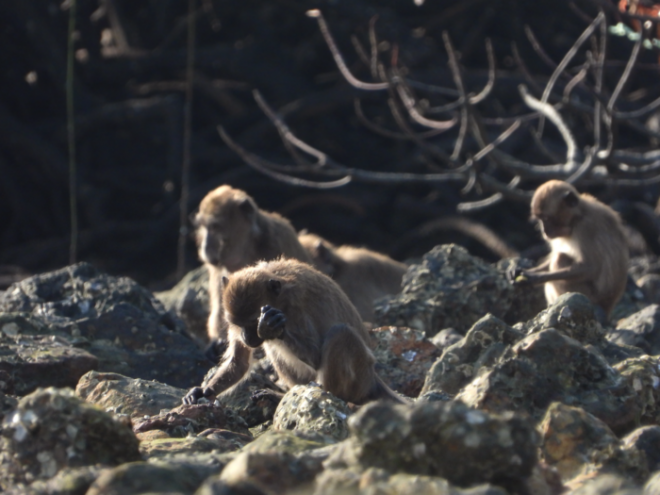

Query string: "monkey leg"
[[319, 324, 403, 404]]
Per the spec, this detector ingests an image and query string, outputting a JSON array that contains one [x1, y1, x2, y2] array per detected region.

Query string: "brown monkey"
[[512, 180, 629, 316], [193, 185, 313, 353], [298, 232, 407, 321], [182, 258, 405, 405]]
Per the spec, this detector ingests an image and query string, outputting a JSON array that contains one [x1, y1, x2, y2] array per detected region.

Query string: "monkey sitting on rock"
[[192, 185, 313, 359], [182, 258, 405, 406], [510, 180, 629, 316], [298, 232, 407, 322]]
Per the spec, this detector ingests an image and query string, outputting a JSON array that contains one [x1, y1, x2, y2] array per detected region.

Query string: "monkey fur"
[[182, 258, 405, 406], [193, 185, 313, 353], [298, 232, 407, 322], [513, 180, 629, 316]]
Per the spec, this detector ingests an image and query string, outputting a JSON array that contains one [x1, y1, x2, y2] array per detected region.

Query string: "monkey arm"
[[522, 263, 591, 285], [526, 257, 551, 274]]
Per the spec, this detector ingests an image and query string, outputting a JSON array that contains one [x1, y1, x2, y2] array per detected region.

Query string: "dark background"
[[1, 0, 658, 288]]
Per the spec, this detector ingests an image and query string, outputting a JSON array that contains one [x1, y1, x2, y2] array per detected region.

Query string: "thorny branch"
[[219, 7, 660, 211]]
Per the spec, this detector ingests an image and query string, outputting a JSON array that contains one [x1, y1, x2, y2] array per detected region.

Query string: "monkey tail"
[[373, 375, 411, 404]]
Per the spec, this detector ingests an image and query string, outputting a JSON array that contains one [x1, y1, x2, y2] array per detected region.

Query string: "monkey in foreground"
[[193, 185, 313, 355], [182, 258, 405, 405], [511, 180, 629, 316], [298, 232, 407, 322]]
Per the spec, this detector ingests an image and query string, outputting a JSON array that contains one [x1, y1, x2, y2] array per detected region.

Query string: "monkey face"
[[531, 181, 580, 240]]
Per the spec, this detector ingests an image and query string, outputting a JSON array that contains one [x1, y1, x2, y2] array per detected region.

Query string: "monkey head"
[[531, 180, 581, 239], [298, 233, 340, 277], [222, 264, 286, 348], [193, 185, 261, 271]]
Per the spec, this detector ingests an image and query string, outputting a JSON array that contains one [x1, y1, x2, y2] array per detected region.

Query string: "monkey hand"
[[182, 386, 215, 405], [257, 305, 286, 340], [506, 265, 531, 285]]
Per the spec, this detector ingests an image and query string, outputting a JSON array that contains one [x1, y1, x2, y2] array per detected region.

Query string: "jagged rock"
[[314, 467, 509, 495], [615, 356, 660, 427], [566, 473, 641, 494], [75, 371, 185, 421], [133, 403, 250, 437], [612, 306, 660, 355], [140, 430, 252, 460], [272, 384, 351, 442], [196, 477, 267, 495], [624, 427, 660, 474], [373, 245, 545, 337], [421, 314, 522, 396], [370, 326, 440, 398], [0, 391, 17, 421], [456, 329, 639, 435], [0, 262, 209, 389], [85, 461, 217, 495], [516, 293, 605, 345], [539, 402, 647, 484], [155, 265, 210, 346], [218, 449, 323, 495], [429, 328, 463, 351], [0, 328, 97, 395], [0, 388, 141, 490], [202, 365, 284, 428], [645, 471, 660, 495], [242, 430, 328, 455], [2, 465, 107, 495], [325, 400, 537, 487]]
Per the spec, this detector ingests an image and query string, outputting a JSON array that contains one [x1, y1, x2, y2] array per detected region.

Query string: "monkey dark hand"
[[257, 305, 286, 340], [506, 265, 531, 286], [182, 386, 215, 405]]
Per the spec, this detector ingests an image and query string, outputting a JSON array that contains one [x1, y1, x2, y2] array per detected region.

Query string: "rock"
[[85, 461, 216, 495], [196, 477, 267, 495], [373, 245, 544, 337], [0, 331, 97, 396], [0, 391, 17, 421], [369, 326, 440, 397], [272, 384, 351, 442], [517, 293, 605, 345], [242, 430, 328, 455], [326, 400, 537, 487], [205, 367, 284, 428], [566, 473, 641, 494], [218, 450, 322, 495], [155, 266, 210, 346], [0, 387, 141, 490], [646, 471, 660, 495], [3, 465, 107, 495], [314, 467, 510, 495], [421, 314, 523, 396], [538, 402, 645, 483], [613, 305, 660, 355], [614, 357, 660, 427], [0, 262, 209, 389], [75, 371, 185, 421], [456, 329, 639, 435], [623, 427, 660, 473], [133, 403, 250, 437], [429, 328, 463, 351], [140, 431, 252, 460]]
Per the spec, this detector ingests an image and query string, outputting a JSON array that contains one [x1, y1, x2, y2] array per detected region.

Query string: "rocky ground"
[[1, 244, 660, 494]]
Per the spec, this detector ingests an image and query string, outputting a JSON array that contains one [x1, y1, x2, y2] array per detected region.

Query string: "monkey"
[[192, 185, 313, 358], [298, 232, 407, 322], [510, 180, 629, 316], [182, 258, 406, 406]]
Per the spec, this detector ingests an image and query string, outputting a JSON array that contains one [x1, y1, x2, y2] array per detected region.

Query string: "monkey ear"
[[317, 242, 333, 264], [563, 191, 579, 207], [267, 279, 282, 295], [189, 210, 199, 226], [222, 276, 229, 287]]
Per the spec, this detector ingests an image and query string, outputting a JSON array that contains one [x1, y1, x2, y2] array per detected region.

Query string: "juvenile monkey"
[[512, 180, 629, 315], [182, 258, 405, 405], [298, 232, 407, 321], [193, 185, 313, 352]]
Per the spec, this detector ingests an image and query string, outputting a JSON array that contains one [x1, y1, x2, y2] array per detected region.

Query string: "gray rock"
[[373, 245, 545, 337], [75, 371, 186, 421], [0, 387, 141, 490], [272, 384, 351, 442], [623, 427, 660, 474], [645, 471, 660, 495], [326, 400, 537, 487], [0, 263, 210, 389], [568, 474, 641, 495], [429, 328, 463, 351], [3, 465, 107, 495], [613, 305, 660, 355], [155, 266, 210, 346]]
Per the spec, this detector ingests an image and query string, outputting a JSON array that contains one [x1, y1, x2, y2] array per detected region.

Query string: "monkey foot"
[[257, 305, 286, 340], [250, 388, 284, 405]]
